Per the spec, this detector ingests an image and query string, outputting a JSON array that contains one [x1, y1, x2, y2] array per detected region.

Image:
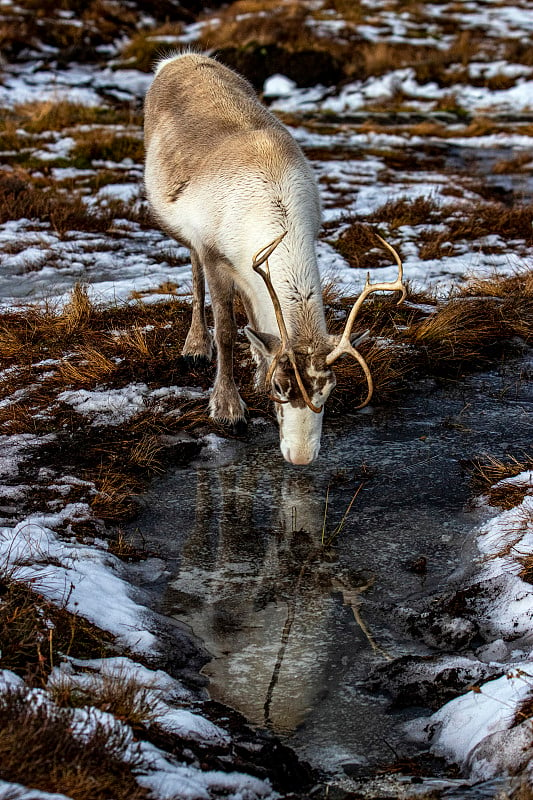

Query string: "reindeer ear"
[[245, 327, 281, 357], [350, 329, 370, 348], [326, 329, 370, 357]]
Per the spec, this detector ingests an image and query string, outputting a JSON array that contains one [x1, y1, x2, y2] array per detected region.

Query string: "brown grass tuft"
[[0, 576, 114, 684], [458, 270, 533, 301], [91, 470, 141, 522], [71, 130, 144, 168], [200, 1, 320, 51], [0, 688, 148, 800], [332, 223, 396, 270], [0, 325, 27, 360], [56, 347, 117, 386], [120, 23, 184, 72], [8, 100, 142, 133], [128, 434, 164, 472], [519, 553, 533, 585], [108, 528, 147, 562], [418, 203, 533, 260], [59, 283, 94, 334], [117, 326, 154, 360], [405, 296, 511, 367], [50, 670, 158, 729], [469, 454, 533, 493], [487, 483, 531, 510], [0, 171, 147, 236], [369, 196, 442, 229]]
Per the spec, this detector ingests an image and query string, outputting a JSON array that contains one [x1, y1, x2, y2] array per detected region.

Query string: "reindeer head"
[[245, 330, 336, 464], [246, 233, 407, 465]]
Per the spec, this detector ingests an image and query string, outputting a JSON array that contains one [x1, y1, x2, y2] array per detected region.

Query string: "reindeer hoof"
[[210, 413, 248, 436], [211, 413, 248, 436], [182, 354, 211, 369], [209, 386, 247, 428], [228, 418, 248, 437]]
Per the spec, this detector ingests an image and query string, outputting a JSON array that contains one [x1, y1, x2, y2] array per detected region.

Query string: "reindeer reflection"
[[168, 463, 385, 733]]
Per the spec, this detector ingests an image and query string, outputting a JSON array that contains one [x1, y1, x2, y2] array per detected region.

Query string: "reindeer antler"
[[252, 233, 322, 414], [325, 235, 407, 408]]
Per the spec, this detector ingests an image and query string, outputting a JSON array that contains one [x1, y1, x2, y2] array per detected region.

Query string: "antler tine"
[[326, 235, 406, 368], [252, 231, 288, 269], [252, 232, 290, 350], [325, 234, 407, 408], [251, 232, 322, 414], [375, 235, 407, 303]]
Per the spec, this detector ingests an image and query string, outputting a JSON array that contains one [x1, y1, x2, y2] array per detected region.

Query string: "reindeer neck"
[[245, 228, 327, 346]]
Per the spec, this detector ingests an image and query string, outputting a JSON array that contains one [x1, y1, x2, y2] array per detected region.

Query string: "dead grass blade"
[[128, 434, 164, 472], [91, 470, 141, 522], [56, 347, 116, 387]]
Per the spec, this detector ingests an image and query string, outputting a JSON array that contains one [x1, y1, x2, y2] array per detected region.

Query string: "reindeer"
[[144, 53, 406, 465]]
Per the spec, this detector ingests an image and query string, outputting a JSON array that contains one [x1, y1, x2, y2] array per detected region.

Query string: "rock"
[[466, 721, 533, 781], [371, 654, 503, 710]]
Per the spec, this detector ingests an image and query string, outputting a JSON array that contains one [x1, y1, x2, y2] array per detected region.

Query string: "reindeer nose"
[[282, 444, 320, 466]]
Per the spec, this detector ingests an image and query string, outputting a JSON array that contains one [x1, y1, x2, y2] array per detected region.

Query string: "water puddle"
[[129, 357, 532, 780]]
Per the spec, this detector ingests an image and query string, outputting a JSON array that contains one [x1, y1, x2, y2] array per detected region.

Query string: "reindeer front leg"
[[204, 263, 246, 429]]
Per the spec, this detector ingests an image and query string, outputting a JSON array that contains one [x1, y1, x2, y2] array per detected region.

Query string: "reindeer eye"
[[273, 381, 283, 395]]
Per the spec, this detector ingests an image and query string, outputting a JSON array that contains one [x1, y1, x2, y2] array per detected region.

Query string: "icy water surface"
[[131, 358, 532, 777]]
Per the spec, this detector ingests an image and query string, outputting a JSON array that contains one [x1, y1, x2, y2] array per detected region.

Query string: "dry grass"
[[59, 282, 94, 334], [0, 576, 115, 684], [0, 325, 28, 360], [519, 552, 533, 584], [332, 223, 398, 270], [0, 0, 138, 61], [57, 347, 117, 386], [493, 153, 533, 175], [357, 32, 481, 85], [71, 130, 144, 169], [0, 286, 204, 524], [335, 199, 533, 269], [195, 0, 498, 89], [116, 326, 154, 359], [50, 670, 159, 729], [196, 1, 350, 86], [201, 2, 322, 51], [488, 483, 531, 510], [458, 270, 533, 301], [90, 470, 142, 522], [418, 203, 533, 259], [332, 338, 409, 408], [0, 688, 148, 800], [107, 528, 147, 561], [0, 171, 145, 236], [468, 455, 533, 495], [370, 196, 442, 229], [128, 434, 164, 472], [405, 297, 505, 365], [120, 23, 184, 72], [2, 101, 141, 134], [347, 197, 533, 262]]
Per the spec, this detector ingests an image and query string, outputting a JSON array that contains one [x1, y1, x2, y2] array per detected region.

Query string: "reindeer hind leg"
[[182, 249, 213, 364], [205, 260, 247, 434]]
